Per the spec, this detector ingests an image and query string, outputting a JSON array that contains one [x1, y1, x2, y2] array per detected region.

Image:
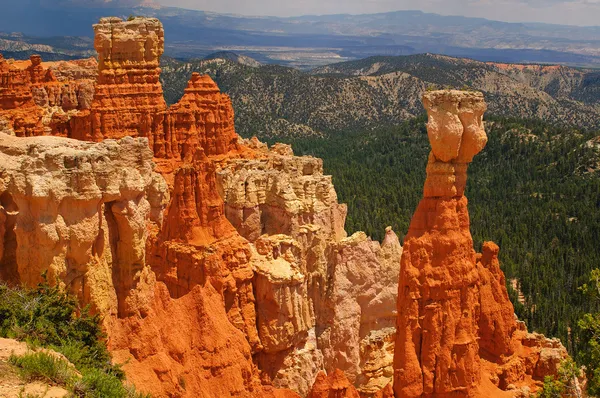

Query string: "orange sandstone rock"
[[0, 133, 168, 319], [393, 90, 568, 398], [0, 53, 34, 110], [161, 72, 240, 158], [109, 282, 300, 398], [0, 53, 94, 137], [308, 369, 361, 398], [71, 17, 167, 142]]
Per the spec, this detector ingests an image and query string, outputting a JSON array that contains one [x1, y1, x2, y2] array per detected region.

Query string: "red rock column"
[[78, 17, 167, 142], [393, 90, 488, 397]]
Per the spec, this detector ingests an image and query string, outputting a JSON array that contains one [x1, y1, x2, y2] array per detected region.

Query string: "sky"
[[155, 0, 600, 26]]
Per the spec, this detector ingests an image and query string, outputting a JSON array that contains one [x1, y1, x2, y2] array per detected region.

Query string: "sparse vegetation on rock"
[[0, 281, 148, 398]]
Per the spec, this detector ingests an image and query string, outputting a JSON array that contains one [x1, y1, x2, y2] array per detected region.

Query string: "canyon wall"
[[0, 16, 572, 398], [393, 90, 570, 398], [0, 133, 167, 319]]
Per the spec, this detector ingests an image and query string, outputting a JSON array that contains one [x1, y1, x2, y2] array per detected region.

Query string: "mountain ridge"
[[159, 53, 600, 138], [0, 4, 598, 67]]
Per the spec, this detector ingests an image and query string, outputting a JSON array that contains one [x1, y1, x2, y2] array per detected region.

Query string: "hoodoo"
[[393, 90, 570, 397], [74, 17, 167, 142]]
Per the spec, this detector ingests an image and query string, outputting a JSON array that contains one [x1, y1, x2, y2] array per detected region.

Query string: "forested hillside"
[[267, 116, 600, 357], [160, 54, 600, 137]]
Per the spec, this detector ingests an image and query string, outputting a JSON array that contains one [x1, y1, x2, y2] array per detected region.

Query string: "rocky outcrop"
[[109, 282, 299, 398], [0, 53, 94, 137], [0, 53, 43, 136], [392, 90, 568, 397], [217, 141, 346, 242], [307, 369, 361, 398], [320, 229, 401, 396], [0, 133, 168, 319], [71, 17, 167, 142], [0, 53, 34, 110], [48, 58, 98, 81], [217, 142, 402, 396], [161, 72, 240, 158]]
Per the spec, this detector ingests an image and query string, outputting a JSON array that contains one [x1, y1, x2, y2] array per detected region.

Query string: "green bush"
[[72, 368, 149, 398], [0, 279, 120, 377], [536, 358, 581, 398], [0, 280, 146, 397], [9, 352, 76, 386]]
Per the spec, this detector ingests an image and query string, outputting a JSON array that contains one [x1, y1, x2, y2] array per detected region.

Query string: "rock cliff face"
[[0, 53, 94, 137], [393, 90, 568, 397], [216, 140, 402, 396], [0, 53, 44, 136], [0, 133, 167, 319]]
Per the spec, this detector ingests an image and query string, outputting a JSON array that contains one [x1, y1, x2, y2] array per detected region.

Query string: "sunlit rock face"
[[393, 90, 568, 398], [216, 141, 403, 396], [70, 17, 167, 142], [0, 133, 167, 319], [0, 53, 95, 138]]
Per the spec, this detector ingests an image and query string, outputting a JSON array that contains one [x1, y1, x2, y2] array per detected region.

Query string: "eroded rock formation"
[[307, 369, 361, 398], [0, 53, 94, 137], [0, 133, 167, 318], [216, 141, 402, 396], [393, 90, 568, 397], [73, 17, 167, 142]]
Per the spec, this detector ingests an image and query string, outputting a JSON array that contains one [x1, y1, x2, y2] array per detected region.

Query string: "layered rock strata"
[[0, 53, 94, 137], [393, 90, 568, 397], [72, 17, 167, 142], [0, 133, 168, 318], [0, 53, 44, 136], [216, 141, 402, 396]]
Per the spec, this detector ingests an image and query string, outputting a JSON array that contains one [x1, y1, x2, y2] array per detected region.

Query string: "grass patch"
[[72, 368, 149, 398], [9, 352, 76, 385]]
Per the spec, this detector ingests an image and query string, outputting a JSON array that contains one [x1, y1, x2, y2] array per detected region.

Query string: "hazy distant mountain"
[[0, 31, 94, 60], [160, 53, 600, 138], [0, 2, 598, 67], [204, 52, 262, 67]]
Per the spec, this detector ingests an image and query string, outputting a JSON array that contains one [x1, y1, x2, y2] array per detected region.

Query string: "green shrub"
[[72, 368, 148, 398], [9, 352, 76, 386], [0, 280, 120, 377], [536, 358, 581, 398], [0, 280, 145, 396]]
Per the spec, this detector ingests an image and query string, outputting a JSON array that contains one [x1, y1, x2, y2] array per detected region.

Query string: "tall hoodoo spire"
[[393, 90, 516, 397], [393, 90, 572, 397]]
